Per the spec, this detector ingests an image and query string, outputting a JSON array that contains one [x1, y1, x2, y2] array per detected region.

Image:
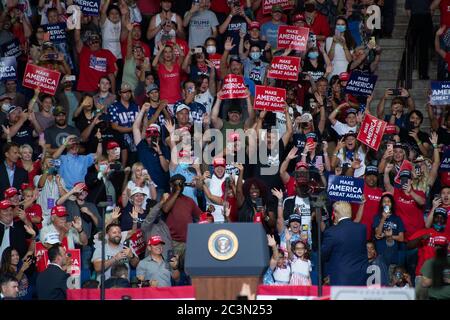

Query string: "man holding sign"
[[261, 5, 287, 50]]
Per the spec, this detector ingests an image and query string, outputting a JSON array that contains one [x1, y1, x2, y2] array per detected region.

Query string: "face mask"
[[305, 4, 315, 12], [206, 45, 216, 54], [336, 25, 346, 33], [433, 224, 445, 232], [99, 164, 108, 172], [179, 162, 189, 170], [250, 52, 261, 60], [308, 52, 319, 59]]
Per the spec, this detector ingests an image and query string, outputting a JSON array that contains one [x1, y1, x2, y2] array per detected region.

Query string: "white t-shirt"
[[39, 224, 81, 250], [205, 174, 229, 222], [294, 196, 312, 247], [195, 90, 214, 114], [101, 18, 122, 59], [276, 104, 302, 137], [336, 147, 367, 178], [331, 120, 357, 136]]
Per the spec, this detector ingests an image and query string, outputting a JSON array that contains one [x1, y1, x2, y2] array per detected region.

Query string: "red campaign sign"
[[129, 229, 146, 256], [356, 114, 387, 151], [68, 249, 81, 276], [267, 56, 301, 81], [277, 26, 310, 51], [221, 74, 248, 99], [22, 63, 61, 95], [262, 0, 294, 15], [254, 85, 286, 112], [394, 160, 413, 185]]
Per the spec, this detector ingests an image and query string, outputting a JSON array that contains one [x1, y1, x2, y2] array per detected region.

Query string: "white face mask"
[[206, 45, 216, 54], [112, 147, 120, 157]]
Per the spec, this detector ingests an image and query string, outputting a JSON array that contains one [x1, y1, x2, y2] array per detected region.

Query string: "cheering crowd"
[[0, 0, 449, 300]]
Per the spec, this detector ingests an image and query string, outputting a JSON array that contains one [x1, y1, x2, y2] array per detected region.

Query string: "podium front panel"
[[185, 223, 269, 276]]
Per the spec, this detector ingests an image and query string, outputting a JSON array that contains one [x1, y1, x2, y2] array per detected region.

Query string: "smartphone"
[[387, 144, 393, 153], [123, 239, 131, 248], [255, 197, 263, 209], [390, 88, 401, 96], [167, 249, 174, 261], [144, 57, 150, 65], [335, 29, 341, 37], [142, 169, 148, 176], [193, 0, 200, 4], [19, 204, 24, 210], [47, 53, 58, 60], [65, 75, 76, 82], [369, 36, 376, 47], [315, 155, 323, 167], [240, 23, 247, 35]]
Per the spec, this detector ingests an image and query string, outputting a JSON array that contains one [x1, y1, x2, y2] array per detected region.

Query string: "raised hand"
[[287, 146, 298, 160], [432, 196, 442, 209], [111, 206, 122, 221], [267, 234, 276, 247], [223, 201, 231, 218], [271, 188, 283, 200], [429, 131, 438, 146], [72, 216, 83, 232], [224, 37, 236, 52], [385, 163, 394, 173], [285, 228, 292, 242], [24, 224, 36, 238]]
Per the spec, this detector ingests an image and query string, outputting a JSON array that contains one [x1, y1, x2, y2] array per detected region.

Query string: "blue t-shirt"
[[136, 140, 170, 192], [372, 214, 405, 265], [261, 21, 286, 49], [59, 153, 95, 189], [173, 100, 206, 125], [108, 101, 140, 151]]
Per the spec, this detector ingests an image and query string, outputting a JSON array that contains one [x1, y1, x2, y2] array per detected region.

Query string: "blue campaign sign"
[[74, 0, 100, 16], [43, 23, 67, 44], [327, 175, 364, 203], [440, 148, 450, 172], [0, 57, 17, 80], [430, 81, 450, 106], [344, 71, 378, 96], [1, 39, 22, 58]]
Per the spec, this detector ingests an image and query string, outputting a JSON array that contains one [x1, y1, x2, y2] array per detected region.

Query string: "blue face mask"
[[179, 163, 189, 170], [308, 52, 319, 59], [336, 25, 346, 33], [99, 164, 108, 172], [250, 52, 261, 60], [433, 223, 445, 232]]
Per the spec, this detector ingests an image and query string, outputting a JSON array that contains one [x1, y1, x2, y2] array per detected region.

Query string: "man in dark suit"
[[0, 142, 28, 200], [322, 201, 369, 286], [0, 199, 35, 259], [36, 244, 70, 300]]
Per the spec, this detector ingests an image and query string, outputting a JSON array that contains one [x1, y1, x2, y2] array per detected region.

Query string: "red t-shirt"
[[120, 39, 151, 61], [16, 159, 41, 185], [165, 195, 202, 242], [26, 204, 43, 230], [136, 0, 160, 15], [440, 0, 450, 26], [440, 170, 450, 187], [351, 185, 383, 240], [210, 0, 244, 14], [409, 228, 450, 275], [309, 13, 331, 38], [158, 62, 182, 104], [77, 46, 117, 92], [208, 53, 223, 78], [394, 188, 426, 240], [285, 176, 296, 197]]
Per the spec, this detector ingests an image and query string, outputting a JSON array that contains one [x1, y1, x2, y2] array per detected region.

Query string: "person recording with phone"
[[136, 235, 179, 287], [376, 87, 414, 130], [398, 110, 431, 156]]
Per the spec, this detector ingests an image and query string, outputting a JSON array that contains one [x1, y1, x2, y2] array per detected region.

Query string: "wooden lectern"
[[185, 223, 269, 300]]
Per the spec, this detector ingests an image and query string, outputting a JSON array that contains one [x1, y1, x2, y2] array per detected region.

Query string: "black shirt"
[[399, 128, 430, 155]]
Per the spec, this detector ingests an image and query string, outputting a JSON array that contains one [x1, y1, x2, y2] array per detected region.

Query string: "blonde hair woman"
[[17, 137, 46, 184], [121, 162, 157, 208]]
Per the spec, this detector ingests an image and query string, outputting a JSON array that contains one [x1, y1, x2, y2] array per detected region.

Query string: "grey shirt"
[[44, 124, 81, 149], [140, 203, 172, 259], [136, 255, 172, 287], [64, 199, 101, 239], [186, 9, 219, 48]]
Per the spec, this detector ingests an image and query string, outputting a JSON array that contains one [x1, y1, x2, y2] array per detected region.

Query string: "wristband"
[[301, 153, 307, 156], [158, 153, 163, 156], [417, 141, 422, 145], [77, 229, 83, 234], [432, 143, 438, 148]]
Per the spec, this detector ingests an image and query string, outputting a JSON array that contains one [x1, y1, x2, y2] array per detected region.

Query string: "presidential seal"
[[208, 229, 239, 261]]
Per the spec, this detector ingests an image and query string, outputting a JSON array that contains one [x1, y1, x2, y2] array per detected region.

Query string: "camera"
[[46, 53, 59, 60], [50, 159, 61, 167]]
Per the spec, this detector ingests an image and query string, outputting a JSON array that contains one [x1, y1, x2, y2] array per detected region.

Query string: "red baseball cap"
[[106, 141, 120, 150], [51, 205, 68, 217], [199, 212, 214, 224], [339, 72, 350, 81], [385, 124, 397, 134], [148, 235, 165, 246], [73, 182, 89, 193], [4, 187, 18, 198], [0, 200, 13, 210], [213, 157, 226, 168], [21, 183, 34, 191], [292, 13, 306, 23], [295, 161, 309, 170], [146, 124, 161, 137], [249, 21, 260, 30]]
